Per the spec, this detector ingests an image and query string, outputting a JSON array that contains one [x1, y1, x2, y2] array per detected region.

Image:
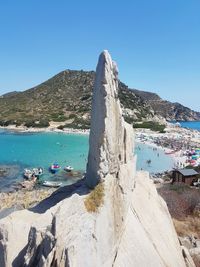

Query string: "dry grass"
[[173, 217, 200, 239], [0, 188, 56, 210], [84, 182, 105, 213], [158, 184, 200, 219]]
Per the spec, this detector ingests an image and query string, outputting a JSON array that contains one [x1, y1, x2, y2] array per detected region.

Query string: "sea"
[[0, 129, 174, 192], [176, 121, 200, 131]]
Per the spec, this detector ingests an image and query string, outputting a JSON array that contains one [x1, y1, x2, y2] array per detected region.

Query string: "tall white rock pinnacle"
[[86, 50, 134, 188]]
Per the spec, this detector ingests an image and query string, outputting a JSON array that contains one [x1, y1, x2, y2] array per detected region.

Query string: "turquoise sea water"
[[135, 143, 174, 173], [0, 130, 88, 170], [0, 130, 174, 191], [177, 121, 200, 131]]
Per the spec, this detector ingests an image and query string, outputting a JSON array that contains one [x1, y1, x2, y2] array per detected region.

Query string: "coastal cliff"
[[0, 51, 195, 267]]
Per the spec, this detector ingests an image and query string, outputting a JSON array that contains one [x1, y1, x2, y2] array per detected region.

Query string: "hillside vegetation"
[[0, 70, 199, 129], [132, 89, 200, 121]]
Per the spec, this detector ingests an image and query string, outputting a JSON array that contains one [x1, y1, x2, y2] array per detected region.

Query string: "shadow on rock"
[[29, 178, 89, 214]]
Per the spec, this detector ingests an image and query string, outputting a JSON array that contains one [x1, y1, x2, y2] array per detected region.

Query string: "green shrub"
[[67, 113, 77, 119], [78, 106, 90, 112], [24, 120, 35, 127], [64, 116, 90, 129], [24, 119, 49, 128], [133, 121, 165, 132], [57, 125, 64, 130], [51, 113, 67, 122], [81, 94, 91, 101], [15, 120, 22, 127], [0, 120, 11, 126], [37, 120, 50, 127], [123, 115, 135, 124]]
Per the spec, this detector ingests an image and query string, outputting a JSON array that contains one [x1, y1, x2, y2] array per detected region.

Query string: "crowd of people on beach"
[[136, 124, 200, 171]]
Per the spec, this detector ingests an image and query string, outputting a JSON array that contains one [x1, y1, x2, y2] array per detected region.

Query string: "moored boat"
[[24, 167, 43, 179], [24, 169, 33, 179], [50, 163, 61, 173], [64, 165, 74, 172], [32, 167, 43, 177], [42, 181, 62, 187]]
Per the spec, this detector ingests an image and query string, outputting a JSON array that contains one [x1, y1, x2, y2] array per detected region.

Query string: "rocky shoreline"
[[0, 187, 56, 220]]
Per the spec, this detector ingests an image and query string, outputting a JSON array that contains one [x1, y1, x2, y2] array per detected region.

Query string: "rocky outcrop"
[[133, 89, 200, 121], [86, 51, 134, 188], [0, 51, 195, 267], [114, 171, 195, 267], [179, 236, 200, 266]]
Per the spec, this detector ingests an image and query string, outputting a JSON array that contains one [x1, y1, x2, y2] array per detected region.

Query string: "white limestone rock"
[[113, 171, 194, 267], [86, 50, 133, 188]]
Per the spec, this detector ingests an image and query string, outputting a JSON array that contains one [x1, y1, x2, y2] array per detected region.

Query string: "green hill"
[[0, 70, 199, 129]]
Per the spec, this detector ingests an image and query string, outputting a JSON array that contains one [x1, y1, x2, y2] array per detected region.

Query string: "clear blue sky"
[[0, 0, 200, 111]]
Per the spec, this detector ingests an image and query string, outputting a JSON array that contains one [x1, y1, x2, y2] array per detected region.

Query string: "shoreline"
[[135, 124, 200, 169], [135, 139, 186, 170], [1, 122, 200, 173], [0, 125, 90, 135], [1, 121, 200, 137], [0, 187, 56, 219]]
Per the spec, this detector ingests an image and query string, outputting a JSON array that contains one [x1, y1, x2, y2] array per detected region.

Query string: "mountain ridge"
[[132, 88, 200, 121], [0, 70, 199, 128]]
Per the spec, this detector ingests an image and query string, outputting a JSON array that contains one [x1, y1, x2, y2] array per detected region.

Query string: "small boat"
[[64, 165, 74, 172], [24, 167, 43, 179], [24, 169, 33, 179], [32, 167, 43, 177], [42, 181, 62, 187], [50, 163, 61, 173]]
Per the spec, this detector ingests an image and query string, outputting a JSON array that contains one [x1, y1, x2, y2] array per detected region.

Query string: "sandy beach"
[[0, 122, 90, 135], [136, 136, 187, 168], [135, 123, 200, 169]]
